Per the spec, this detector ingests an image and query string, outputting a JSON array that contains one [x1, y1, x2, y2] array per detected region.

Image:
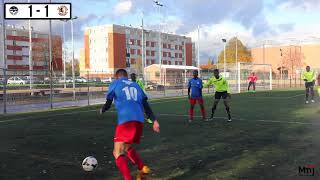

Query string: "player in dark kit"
[[205, 69, 232, 122], [100, 69, 160, 180], [188, 70, 206, 122]]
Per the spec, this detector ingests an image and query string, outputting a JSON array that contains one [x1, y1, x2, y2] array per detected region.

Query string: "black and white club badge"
[[9, 6, 19, 16]]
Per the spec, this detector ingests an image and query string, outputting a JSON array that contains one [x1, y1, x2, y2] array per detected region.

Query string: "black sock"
[[211, 107, 216, 118], [226, 107, 231, 120]]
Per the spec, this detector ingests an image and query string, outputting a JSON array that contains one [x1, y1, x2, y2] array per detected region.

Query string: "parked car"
[[88, 77, 101, 83], [101, 77, 114, 83], [58, 77, 73, 83], [75, 77, 87, 83], [21, 76, 42, 84], [146, 81, 164, 91], [7, 76, 27, 85]]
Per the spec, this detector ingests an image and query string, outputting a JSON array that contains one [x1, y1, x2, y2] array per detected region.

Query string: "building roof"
[[145, 64, 199, 70]]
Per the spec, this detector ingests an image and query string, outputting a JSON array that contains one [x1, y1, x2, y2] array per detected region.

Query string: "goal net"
[[238, 62, 273, 93]]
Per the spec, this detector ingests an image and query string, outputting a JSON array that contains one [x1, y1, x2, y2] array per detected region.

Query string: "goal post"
[[238, 62, 273, 93]]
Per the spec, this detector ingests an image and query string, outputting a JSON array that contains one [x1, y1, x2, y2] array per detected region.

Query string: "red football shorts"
[[189, 98, 204, 105], [114, 121, 144, 144]]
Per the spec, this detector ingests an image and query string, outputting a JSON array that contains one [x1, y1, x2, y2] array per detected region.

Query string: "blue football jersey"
[[106, 77, 147, 125], [188, 78, 203, 98]]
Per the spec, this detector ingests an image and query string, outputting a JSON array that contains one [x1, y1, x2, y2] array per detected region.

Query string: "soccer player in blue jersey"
[[100, 69, 160, 180], [188, 70, 206, 122]]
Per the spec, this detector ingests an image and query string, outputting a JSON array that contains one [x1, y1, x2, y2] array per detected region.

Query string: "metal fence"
[[0, 65, 311, 114], [0, 69, 215, 114]]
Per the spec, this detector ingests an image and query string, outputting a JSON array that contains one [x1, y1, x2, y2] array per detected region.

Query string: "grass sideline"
[[0, 89, 319, 180]]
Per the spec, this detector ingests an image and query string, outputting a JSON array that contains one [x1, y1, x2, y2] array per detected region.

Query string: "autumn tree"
[[66, 59, 80, 76], [200, 58, 215, 70], [132, 58, 143, 75], [280, 46, 304, 82], [218, 37, 252, 64]]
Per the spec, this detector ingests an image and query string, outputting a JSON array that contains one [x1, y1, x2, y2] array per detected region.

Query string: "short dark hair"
[[116, 69, 128, 77], [213, 69, 219, 73]]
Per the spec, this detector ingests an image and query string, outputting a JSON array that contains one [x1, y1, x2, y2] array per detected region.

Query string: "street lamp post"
[[280, 48, 283, 87], [61, 20, 67, 88], [154, 0, 163, 85], [71, 16, 78, 101], [1, 0, 7, 113], [141, 12, 146, 85], [28, 0, 33, 95], [222, 38, 227, 76], [235, 35, 239, 92], [49, 0, 53, 109], [197, 25, 200, 77]]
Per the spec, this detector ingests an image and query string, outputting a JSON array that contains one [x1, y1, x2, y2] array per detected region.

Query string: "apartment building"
[[0, 24, 62, 76], [80, 24, 194, 77]]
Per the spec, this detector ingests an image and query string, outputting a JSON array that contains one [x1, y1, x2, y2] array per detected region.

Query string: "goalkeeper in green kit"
[[302, 66, 316, 104], [205, 69, 232, 122], [130, 73, 152, 124]]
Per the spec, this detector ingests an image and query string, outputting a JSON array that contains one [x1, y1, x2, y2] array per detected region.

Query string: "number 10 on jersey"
[[123, 87, 138, 101]]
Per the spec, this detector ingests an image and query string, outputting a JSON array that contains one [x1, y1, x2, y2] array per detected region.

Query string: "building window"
[[130, 49, 135, 55], [179, 53, 182, 58], [163, 60, 167, 64], [168, 52, 171, 57], [137, 49, 141, 55], [146, 41, 150, 47], [175, 61, 178, 65], [175, 53, 178, 58], [146, 50, 150, 56], [168, 61, 171, 65], [151, 42, 155, 47], [175, 45, 178, 50], [131, 58, 136, 64], [130, 39, 135, 45], [13, 40, 16, 45], [137, 40, 141, 46], [168, 44, 171, 49], [151, 51, 155, 56], [163, 43, 167, 49], [163, 52, 166, 57], [151, 60, 155, 64], [179, 62, 182, 65]]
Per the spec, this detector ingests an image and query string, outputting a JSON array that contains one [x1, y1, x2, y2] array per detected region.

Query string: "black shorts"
[[215, 91, 228, 100], [305, 82, 315, 88]]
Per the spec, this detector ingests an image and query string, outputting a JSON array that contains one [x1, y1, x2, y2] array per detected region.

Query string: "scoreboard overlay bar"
[[4, 3, 72, 20]]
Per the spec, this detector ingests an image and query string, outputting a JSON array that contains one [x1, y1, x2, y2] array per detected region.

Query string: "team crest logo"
[[9, 6, 19, 16], [57, 5, 68, 16]]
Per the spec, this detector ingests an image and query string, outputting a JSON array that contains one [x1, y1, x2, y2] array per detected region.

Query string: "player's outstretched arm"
[[142, 98, 160, 133], [100, 99, 113, 114]]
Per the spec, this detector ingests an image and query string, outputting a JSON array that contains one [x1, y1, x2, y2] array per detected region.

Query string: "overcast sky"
[[2, 0, 320, 63]]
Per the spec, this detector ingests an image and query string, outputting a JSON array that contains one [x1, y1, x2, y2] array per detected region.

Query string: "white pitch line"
[[245, 94, 305, 99], [1, 95, 315, 126], [0, 98, 185, 123], [159, 113, 317, 125]]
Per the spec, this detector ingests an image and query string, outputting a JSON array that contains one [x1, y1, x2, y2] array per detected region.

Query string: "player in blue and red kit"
[[188, 70, 206, 122], [100, 69, 160, 180]]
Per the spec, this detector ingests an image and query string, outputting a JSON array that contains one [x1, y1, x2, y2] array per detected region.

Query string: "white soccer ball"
[[82, 156, 98, 172]]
